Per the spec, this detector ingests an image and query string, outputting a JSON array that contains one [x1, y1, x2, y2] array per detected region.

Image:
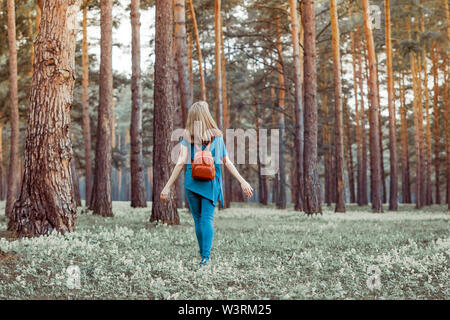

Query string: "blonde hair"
[[183, 101, 222, 144]]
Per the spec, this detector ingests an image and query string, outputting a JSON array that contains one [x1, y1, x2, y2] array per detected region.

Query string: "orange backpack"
[[191, 141, 215, 181]]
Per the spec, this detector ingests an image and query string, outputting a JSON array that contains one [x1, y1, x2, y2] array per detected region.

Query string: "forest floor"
[[0, 201, 448, 299]]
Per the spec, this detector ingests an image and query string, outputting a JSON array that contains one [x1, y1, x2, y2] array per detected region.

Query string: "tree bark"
[[407, 19, 425, 209], [81, 3, 92, 206], [362, 0, 383, 212], [275, 15, 286, 210], [344, 98, 356, 203], [441, 48, 449, 209], [399, 71, 412, 203], [289, 0, 304, 211], [187, 0, 206, 101], [129, 0, 147, 208], [151, 0, 179, 224], [355, 27, 368, 205], [214, 0, 224, 131], [431, 42, 441, 204], [8, 0, 80, 237], [421, 19, 432, 205], [89, 0, 113, 217], [329, 0, 345, 212], [174, 0, 192, 124], [5, 0, 20, 218], [302, 0, 321, 215], [350, 4, 362, 205], [384, 0, 398, 210]]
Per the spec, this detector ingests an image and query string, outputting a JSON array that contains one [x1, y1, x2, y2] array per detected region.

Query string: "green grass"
[[0, 201, 448, 299]]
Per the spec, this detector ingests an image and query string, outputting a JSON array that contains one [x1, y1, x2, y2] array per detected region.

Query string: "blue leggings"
[[185, 189, 216, 260]]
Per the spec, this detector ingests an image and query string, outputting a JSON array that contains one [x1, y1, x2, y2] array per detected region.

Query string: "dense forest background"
[[0, 0, 448, 222]]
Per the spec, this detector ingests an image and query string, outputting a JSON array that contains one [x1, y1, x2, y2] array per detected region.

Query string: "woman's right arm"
[[160, 145, 188, 202]]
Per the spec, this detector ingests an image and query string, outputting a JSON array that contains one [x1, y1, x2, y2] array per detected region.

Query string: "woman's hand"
[[240, 180, 253, 198], [160, 186, 170, 202]]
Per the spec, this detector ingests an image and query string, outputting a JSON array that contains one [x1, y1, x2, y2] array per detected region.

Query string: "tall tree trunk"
[[362, 0, 383, 212], [275, 15, 286, 209], [270, 87, 278, 204], [187, 30, 194, 98], [187, 0, 206, 101], [399, 71, 412, 203], [302, 0, 321, 214], [5, 0, 20, 219], [350, 4, 362, 205], [344, 98, 356, 203], [89, 0, 113, 217], [356, 27, 368, 205], [384, 0, 398, 210], [130, 0, 147, 208], [442, 48, 450, 208], [151, 0, 179, 224], [81, 2, 92, 206], [260, 91, 268, 205], [214, 0, 223, 131], [8, 0, 80, 237], [174, 0, 192, 124], [330, 0, 345, 212], [431, 42, 441, 204], [421, 14, 432, 205], [220, 13, 231, 208], [321, 66, 332, 206], [289, 0, 304, 211], [407, 19, 425, 209]]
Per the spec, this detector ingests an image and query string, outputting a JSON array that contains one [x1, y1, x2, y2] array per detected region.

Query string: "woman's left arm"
[[223, 155, 253, 198]]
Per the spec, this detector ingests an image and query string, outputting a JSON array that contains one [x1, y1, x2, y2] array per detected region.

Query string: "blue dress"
[[180, 136, 228, 207]]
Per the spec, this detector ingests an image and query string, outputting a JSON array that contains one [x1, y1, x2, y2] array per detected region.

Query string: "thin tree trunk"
[[130, 0, 147, 208], [8, 0, 80, 237], [275, 15, 286, 209], [362, 0, 383, 212], [289, 0, 304, 211], [81, 3, 92, 206], [5, 0, 20, 219], [174, 0, 192, 124], [214, 0, 224, 132], [384, 0, 398, 210], [321, 67, 332, 206], [407, 18, 425, 209], [71, 157, 82, 207], [441, 48, 449, 208], [356, 27, 368, 205], [421, 14, 432, 205], [187, 30, 194, 98], [344, 98, 356, 203], [302, 0, 321, 215], [330, 0, 345, 212], [89, 0, 113, 217], [431, 42, 441, 204], [151, 0, 179, 224], [187, 0, 206, 101], [271, 87, 278, 204], [399, 71, 412, 203], [350, 4, 363, 206]]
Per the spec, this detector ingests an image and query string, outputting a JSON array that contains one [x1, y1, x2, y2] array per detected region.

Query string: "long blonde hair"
[[183, 101, 222, 144]]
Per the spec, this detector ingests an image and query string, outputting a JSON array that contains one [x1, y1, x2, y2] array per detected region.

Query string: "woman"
[[160, 101, 253, 267]]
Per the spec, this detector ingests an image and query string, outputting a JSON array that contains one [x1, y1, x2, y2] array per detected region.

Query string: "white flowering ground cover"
[[0, 201, 448, 300]]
